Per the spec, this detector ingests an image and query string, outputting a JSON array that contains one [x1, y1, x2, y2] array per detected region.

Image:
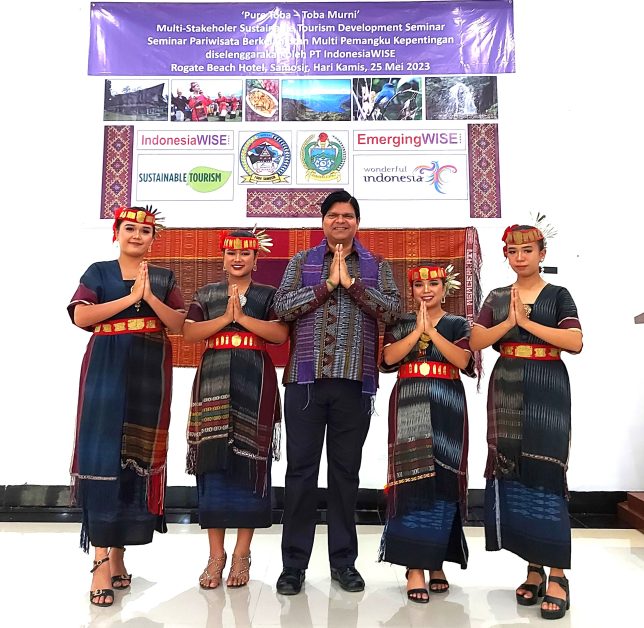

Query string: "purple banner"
[[89, 2, 515, 77]]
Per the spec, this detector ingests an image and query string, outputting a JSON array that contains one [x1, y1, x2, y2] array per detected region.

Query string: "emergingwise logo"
[[300, 132, 346, 182], [240, 132, 290, 184]]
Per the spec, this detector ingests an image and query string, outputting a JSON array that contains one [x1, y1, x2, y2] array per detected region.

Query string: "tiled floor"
[[2, 522, 642, 627]]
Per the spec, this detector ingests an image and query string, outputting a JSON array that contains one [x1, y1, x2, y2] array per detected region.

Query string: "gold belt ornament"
[[499, 342, 561, 360], [398, 360, 460, 380], [205, 331, 266, 351], [93, 317, 162, 335]]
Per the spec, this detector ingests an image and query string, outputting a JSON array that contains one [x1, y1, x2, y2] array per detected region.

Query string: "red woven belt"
[[205, 331, 266, 351], [398, 360, 460, 380]]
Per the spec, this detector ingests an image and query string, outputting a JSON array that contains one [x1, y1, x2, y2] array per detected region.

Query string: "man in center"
[[273, 190, 401, 594]]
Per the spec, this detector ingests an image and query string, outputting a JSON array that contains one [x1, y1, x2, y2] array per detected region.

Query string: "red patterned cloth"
[[246, 188, 341, 218], [147, 227, 482, 368]]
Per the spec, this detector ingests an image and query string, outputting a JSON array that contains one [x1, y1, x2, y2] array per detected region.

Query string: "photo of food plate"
[[246, 87, 278, 118]]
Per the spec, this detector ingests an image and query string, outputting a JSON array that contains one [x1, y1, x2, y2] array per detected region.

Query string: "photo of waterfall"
[[425, 76, 498, 120]]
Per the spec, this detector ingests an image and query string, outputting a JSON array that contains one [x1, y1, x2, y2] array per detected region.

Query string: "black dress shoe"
[[276, 567, 305, 595], [330, 566, 365, 592]]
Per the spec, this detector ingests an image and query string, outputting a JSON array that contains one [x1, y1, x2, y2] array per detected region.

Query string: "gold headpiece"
[[112, 205, 164, 242], [407, 264, 461, 295], [408, 265, 446, 284], [219, 225, 273, 254], [502, 213, 556, 255]]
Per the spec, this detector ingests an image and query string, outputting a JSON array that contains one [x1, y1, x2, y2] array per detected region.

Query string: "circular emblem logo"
[[240, 132, 291, 183]]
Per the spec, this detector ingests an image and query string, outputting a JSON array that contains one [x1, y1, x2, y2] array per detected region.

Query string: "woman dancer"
[[470, 224, 582, 620], [379, 265, 474, 603], [188, 81, 212, 121], [69, 206, 185, 607], [184, 229, 288, 589]]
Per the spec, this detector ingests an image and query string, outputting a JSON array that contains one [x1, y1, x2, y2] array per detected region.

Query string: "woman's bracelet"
[[325, 278, 337, 289]]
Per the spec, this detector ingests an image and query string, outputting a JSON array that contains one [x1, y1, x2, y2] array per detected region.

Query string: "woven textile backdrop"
[[149, 227, 482, 368]]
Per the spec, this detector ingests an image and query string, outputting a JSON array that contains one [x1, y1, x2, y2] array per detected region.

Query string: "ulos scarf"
[[185, 282, 281, 496]]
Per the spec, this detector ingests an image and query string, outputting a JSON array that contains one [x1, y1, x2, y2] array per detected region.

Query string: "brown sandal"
[[227, 552, 251, 588], [199, 553, 227, 589], [89, 556, 114, 607]]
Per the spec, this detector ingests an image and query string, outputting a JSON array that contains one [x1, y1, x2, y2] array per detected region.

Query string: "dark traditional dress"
[[186, 282, 282, 529], [378, 313, 474, 570], [68, 260, 185, 551], [474, 284, 581, 568]]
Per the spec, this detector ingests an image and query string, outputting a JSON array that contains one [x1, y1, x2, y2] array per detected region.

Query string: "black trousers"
[[281, 379, 372, 569]]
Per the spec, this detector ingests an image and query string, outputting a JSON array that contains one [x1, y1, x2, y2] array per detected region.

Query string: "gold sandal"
[[199, 553, 227, 589], [227, 552, 251, 588]]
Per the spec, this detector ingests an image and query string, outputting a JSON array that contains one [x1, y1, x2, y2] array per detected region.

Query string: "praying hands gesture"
[[505, 286, 518, 328], [506, 286, 531, 328], [415, 301, 434, 336], [225, 284, 247, 325], [141, 262, 154, 303], [512, 286, 530, 327], [326, 244, 353, 291], [130, 261, 147, 305], [231, 284, 247, 324]]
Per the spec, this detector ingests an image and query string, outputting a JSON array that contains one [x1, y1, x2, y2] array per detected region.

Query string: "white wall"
[[2, 1, 643, 492]]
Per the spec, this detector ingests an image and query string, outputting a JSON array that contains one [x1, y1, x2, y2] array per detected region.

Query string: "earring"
[[252, 264, 257, 271], [441, 295, 446, 304]]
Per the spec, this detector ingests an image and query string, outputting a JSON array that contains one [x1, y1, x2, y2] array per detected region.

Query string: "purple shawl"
[[297, 238, 380, 395]]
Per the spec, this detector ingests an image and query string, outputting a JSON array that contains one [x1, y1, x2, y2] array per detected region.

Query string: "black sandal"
[[429, 571, 449, 593], [516, 565, 546, 606], [111, 547, 132, 589], [111, 573, 132, 589], [541, 575, 570, 620], [429, 578, 449, 592], [405, 568, 429, 604], [89, 556, 114, 607]]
